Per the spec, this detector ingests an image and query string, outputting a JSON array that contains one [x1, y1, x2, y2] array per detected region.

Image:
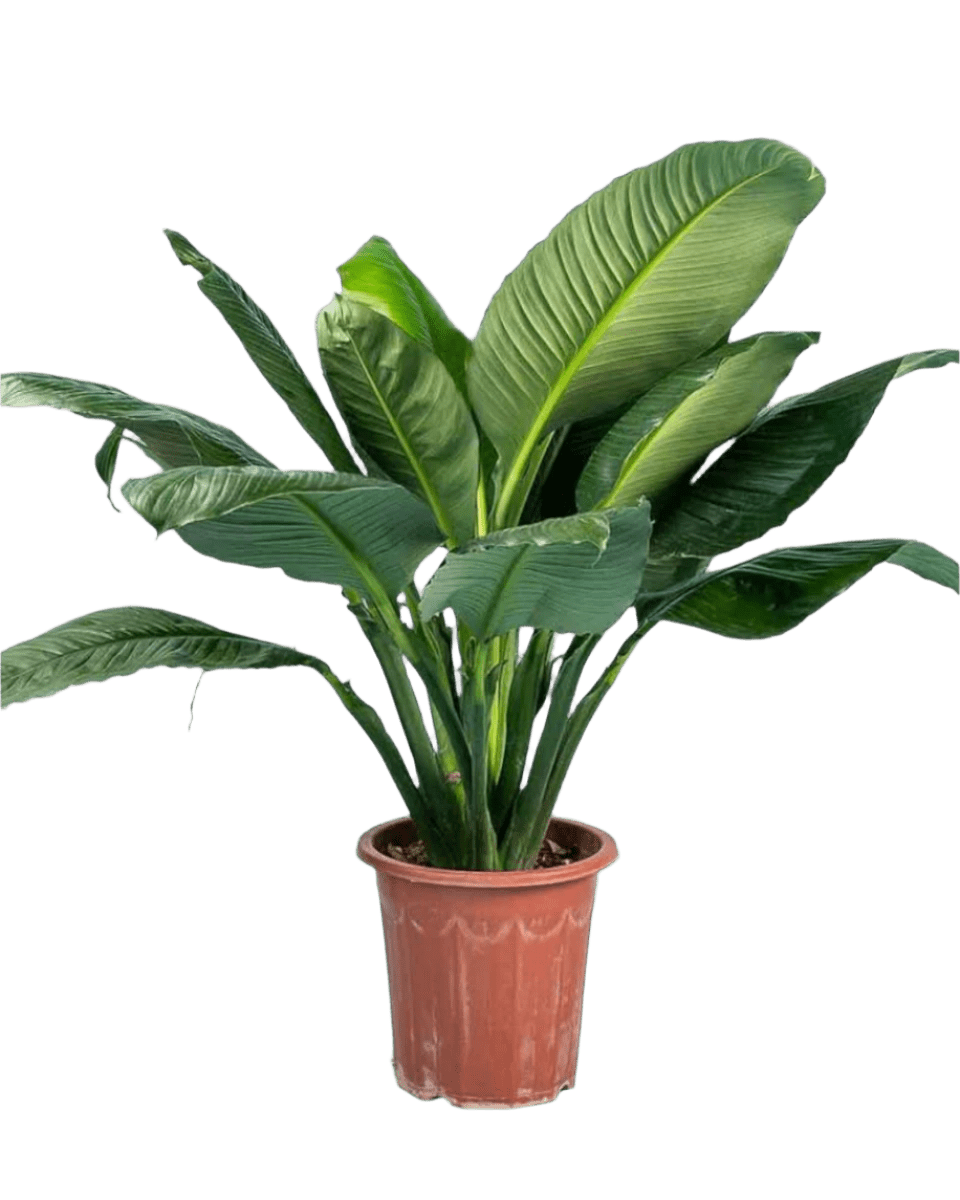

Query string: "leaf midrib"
[[7, 629, 308, 674], [495, 161, 782, 524], [342, 325, 454, 540], [137, 468, 407, 604], [475, 544, 535, 637]]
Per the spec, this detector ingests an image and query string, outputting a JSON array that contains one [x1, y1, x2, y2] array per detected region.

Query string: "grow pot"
[[357, 815, 618, 1108]]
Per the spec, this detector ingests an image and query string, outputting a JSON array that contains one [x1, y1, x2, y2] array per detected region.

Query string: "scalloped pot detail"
[[357, 816, 618, 1107]]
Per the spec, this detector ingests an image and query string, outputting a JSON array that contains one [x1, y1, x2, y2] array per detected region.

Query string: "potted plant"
[[2, 137, 955, 1108]]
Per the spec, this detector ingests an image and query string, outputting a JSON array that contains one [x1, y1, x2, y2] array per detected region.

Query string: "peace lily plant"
[[2, 139, 956, 873]]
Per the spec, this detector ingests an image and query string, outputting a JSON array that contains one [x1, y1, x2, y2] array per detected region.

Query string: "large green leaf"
[[650, 350, 959, 558], [121, 466, 443, 598], [636, 540, 958, 638], [337, 235, 472, 396], [1, 606, 326, 706], [165, 230, 358, 472], [0, 606, 426, 831], [420, 505, 651, 638], [577, 331, 819, 510], [467, 139, 825, 522], [0, 369, 277, 511], [316, 295, 479, 543]]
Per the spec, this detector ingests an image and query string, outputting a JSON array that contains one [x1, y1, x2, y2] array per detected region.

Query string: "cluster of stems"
[[303, 427, 654, 870], [331, 566, 650, 870]]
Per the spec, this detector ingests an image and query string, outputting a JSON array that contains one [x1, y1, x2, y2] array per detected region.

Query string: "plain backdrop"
[[1, 2, 957, 1198]]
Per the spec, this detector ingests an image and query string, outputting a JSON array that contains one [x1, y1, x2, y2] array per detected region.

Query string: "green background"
[[1, 3, 954, 1197]]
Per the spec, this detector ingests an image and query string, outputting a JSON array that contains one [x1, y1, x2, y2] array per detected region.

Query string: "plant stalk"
[[404, 586, 468, 825], [499, 634, 600, 868], [364, 586, 472, 795], [303, 655, 457, 867], [524, 619, 654, 858], [344, 590, 465, 860], [485, 629, 517, 785], [488, 630, 554, 838], [461, 635, 500, 869]]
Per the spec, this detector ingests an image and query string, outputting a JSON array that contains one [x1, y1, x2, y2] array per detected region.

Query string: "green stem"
[[500, 634, 600, 868], [366, 586, 471, 794], [524, 619, 653, 861], [519, 426, 570, 525], [485, 629, 517, 785], [492, 432, 556, 529], [343, 590, 463, 862], [404, 586, 467, 826], [488, 630, 554, 838], [461, 636, 499, 869], [302, 653, 456, 867]]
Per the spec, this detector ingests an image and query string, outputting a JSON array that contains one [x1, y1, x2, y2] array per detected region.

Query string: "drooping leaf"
[[577, 331, 819, 510], [1, 606, 326, 706], [316, 295, 479, 543], [467, 139, 825, 522], [0, 606, 426, 831], [94, 423, 124, 510], [650, 349, 959, 558], [0, 372, 272, 473], [165, 229, 358, 472], [636, 540, 958, 638], [121, 465, 443, 598], [337, 235, 472, 396], [420, 505, 651, 638]]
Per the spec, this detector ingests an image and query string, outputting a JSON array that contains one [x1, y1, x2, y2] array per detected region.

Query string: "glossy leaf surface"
[[637, 540, 958, 638], [317, 295, 479, 543], [1, 372, 271, 470], [1, 607, 322, 706], [577, 331, 818, 509], [165, 230, 358, 472], [651, 350, 959, 558], [337, 235, 471, 396], [122, 466, 443, 597], [421, 505, 651, 638], [467, 138, 825, 519]]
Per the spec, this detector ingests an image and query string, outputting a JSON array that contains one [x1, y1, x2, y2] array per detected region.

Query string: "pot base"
[[394, 1059, 574, 1108]]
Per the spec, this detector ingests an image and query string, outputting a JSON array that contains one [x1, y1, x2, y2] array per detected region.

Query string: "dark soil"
[[384, 836, 582, 870]]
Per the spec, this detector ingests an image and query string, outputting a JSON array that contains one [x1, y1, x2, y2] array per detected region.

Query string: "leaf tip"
[[164, 229, 207, 273]]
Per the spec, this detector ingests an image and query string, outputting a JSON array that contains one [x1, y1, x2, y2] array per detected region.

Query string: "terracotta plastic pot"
[[357, 815, 618, 1108]]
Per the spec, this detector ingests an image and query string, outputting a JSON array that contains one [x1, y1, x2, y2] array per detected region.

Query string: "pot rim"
[[357, 815, 618, 889]]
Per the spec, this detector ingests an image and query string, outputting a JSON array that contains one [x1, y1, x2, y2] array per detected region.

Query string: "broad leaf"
[[636, 540, 958, 638], [1, 607, 324, 706], [0, 373, 272, 491], [316, 295, 479, 543], [577, 331, 819, 509], [467, 138, 825, 521], [421, 506, 651, 638], [0, 607, 425, 830], [650, 349, 959, 558], [121, 466, 443, 598], [532, 326, 730, 523], [165, 230, 358, 472], [337, 235, 472, 396]]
